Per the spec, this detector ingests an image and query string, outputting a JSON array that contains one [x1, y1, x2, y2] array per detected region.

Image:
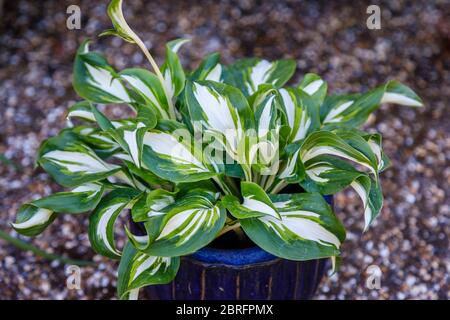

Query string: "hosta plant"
[[12, 0, 422, 299]]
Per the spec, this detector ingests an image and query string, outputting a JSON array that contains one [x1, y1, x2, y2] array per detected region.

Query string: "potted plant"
[[11, 0, 423, 300]]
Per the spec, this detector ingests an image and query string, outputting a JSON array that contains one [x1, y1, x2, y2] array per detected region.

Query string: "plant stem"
[[128, 288, 139, 300], [263, 174, 276, 191], [270, 180, 288, 194], [259, 174, 268, 189], [0, 230, 95, 266], [212, 176, 232, 195], [134, 37, 177, 120], [217, 222, 241, 238], [252, 170, 260, 184], [241, 163, 252, 182]]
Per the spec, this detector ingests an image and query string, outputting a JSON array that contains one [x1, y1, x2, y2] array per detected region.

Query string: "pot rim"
[[190, 245, 278, 266]]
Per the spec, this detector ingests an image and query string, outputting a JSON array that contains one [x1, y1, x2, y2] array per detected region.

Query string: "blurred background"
[[0, 0, 448, 299]]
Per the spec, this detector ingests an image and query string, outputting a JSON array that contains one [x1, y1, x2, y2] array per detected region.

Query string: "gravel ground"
[[0, 0, 448, 300]]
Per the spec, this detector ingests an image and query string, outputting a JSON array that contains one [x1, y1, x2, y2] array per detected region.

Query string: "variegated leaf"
[[365, 133, 390, 172], [101, 0, 138, 43], [185, 80, 255, 175], [38, 131, 121, 187], [131, 189, 176, 222], [222, 182, 281, 220], [89, 105, 154, 170], [223, 58, 296, 96], [350, 175, 383, 230], [113, 152, 170, 188], [88, 188, 140, 259], [320, 94, 358, 125], [33, 182, 105, 213], [12, 183, 105, 236], [254, 93, 278, 140], [108, 169, 148, 191], [298, 73, 328, 105], [321, 80, 422, 128], [277, 143, 305, 183], [128, 190, 225, 257], [134, 104, 158, 129], [299, 130, 379, 177], [301, 155, 364, 194], [279, 87, 319, 143], [249, 92, 281, 172], [142, 121, 217, 183], [117, 242, 179, 299], [120, 68, 170, 119], [11, 205, 56, 237], [190, 52, 222, 82], [381, 80, 423, 107], [73, 126, 120, 157], [300, 155, 383, 229], [115, 123, 147, 169], [278, 129, 381, 186], [73, 41, 132, 104], [240, 193, 345, 261], [66, 101, 96, 126], [161, 39, 189, 101]]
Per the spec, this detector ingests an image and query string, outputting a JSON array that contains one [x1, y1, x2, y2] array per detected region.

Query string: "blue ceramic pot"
[[145, 245, 329, 300], [142, 194, 333, 300]]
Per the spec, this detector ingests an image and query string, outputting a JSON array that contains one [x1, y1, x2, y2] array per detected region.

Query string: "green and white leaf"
[[350, 175, 383, 230], [12, 183, 105, 236], [108, 168, 149, 192], [185, 80, 254, 170], [142, 122, 217, 183], [117, 242, 179, 299], [301, 155, 364, 194], [73, 126, 120, 156], [89, 105, 153, 171], [189, 52, 222, 82], [300, 155, 383, 229], [223, 58, 296, 96], [38, 131, 121, 187], [11, 205, 56, 237], [113, 152, 170, 188], [115, 123, 147, 169], [299, 130, 379, 177], [161, 39, 189, 101], [131, 189, 176, 222], [360, 132, 390, 171], [298, 73, 327, 105], [279, 87, 318, 143], [88, 188, 140, 259], [32, 182, 105, 214], [120, 68, 170, 119], [277, 143, 305, 183], [321, 80, 422, 128], [320, 94, 357, 125], [254, 93, 278, 140], [73, 41, 132, 104], [102, 0, 138, 43], [66, 101, 96, 126], [222, 182, 281, 220], [240, 193, 345, 261], [250, 92, 280, 171], [130, 190, 225, 257], [380, 80, 423, 107]]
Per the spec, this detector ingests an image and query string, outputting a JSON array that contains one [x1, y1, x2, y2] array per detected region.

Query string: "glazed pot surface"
[[145, 246, 328, 300]]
